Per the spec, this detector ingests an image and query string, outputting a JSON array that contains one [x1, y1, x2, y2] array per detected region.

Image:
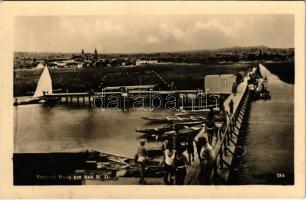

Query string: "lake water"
[[14, 105, 172, 157], [235, 65, 294, 184]]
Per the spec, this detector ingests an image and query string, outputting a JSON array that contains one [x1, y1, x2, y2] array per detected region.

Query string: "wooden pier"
[[85, 74, 251, 185], [185, 74, 250, 184], [43, 89, 223, 110], [84, 76, 251, 185]]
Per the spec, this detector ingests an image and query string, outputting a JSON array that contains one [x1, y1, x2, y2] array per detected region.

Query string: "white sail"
[[33, 66, 53, 98]]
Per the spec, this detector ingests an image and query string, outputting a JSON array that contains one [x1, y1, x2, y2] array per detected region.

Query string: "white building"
[[204, 74, 236, 94], [135, 59, 158, 66]]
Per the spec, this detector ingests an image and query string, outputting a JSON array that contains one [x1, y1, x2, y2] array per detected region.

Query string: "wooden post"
[[66, 96, 68, 104], [83, 96, 85, 105], [77, 96, 79, 105]]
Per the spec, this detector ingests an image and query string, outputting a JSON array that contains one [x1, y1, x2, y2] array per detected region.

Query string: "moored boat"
[[14, 98, 41, 106], [174, 109, 210, 116], [142, 116, 206, 123], [14, 66, 53, 106], [174, 120, 205, 129], [135, 124, 173, 134]]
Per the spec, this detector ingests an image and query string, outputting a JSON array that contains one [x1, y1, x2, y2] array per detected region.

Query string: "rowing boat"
[[135, 124, 173, 134], [174, 120, 205, 128], [142, 116, 206, 123]]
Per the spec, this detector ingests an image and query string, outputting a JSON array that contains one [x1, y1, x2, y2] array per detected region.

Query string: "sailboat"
[[33, 65, 53, 98], [14, 66, 53, 106]]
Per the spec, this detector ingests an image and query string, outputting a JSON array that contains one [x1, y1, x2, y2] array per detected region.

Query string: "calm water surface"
[[237, 65, 294, 184], [14, 106, 171, 157]]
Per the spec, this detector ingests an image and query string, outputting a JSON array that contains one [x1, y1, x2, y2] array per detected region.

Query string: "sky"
[[14, 15, 294, 54]]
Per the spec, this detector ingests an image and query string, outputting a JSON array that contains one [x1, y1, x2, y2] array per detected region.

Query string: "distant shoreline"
[[14, 46, 294, 55], [263, 62, 294, 84], [13, 61, 294, 97], [13, 62, 249, 97]]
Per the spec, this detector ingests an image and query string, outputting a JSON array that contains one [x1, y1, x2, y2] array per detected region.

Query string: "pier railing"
[[207, 86, 250, 184]]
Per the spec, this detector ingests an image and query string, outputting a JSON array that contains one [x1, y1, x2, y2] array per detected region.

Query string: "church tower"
[[94, 48, 98, 60]]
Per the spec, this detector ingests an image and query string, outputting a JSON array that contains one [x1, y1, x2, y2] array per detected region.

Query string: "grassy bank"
[[14, 63, 249, 97]]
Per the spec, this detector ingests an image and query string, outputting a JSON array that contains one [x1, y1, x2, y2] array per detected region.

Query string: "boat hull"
[[14, 98, 41, 106]]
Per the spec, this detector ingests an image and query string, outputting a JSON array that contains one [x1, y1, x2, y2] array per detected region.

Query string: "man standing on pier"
[[187, 135, 195, 165], [199, 137, 216, 184], [175, 150, 188, 185], [206, 107, 215, 145], [232, 81, 237, 96], [164, 145, 176, 185], [135, 139, 148, 184], [229, 99, 234, 116], [213, 107, 227, 140]]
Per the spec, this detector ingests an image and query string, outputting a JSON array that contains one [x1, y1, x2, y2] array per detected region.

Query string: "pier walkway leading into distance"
[[185, 71, 249, 184]]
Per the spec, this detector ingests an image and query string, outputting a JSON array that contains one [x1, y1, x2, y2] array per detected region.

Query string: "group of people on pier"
[[135, 133, 191, 185], [132, 66, 268, 185], [135, 137, 217, 185], [247, 66, 270, 100], [205, 106, 230, 145], [135, 103, 232, 185]]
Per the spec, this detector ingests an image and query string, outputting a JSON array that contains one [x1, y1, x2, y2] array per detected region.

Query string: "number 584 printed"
[[276, 173, 286, 178]]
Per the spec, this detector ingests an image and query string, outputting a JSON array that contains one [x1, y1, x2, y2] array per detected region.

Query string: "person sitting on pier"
[[175, 150, 188, 185], [164, 145, 176, 185], [199, 137, 216, 185], [135, 139, 148, 184]]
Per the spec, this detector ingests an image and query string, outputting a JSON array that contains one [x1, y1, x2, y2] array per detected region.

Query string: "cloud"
[[193, 20, 234, 37], [145, 35, 160, 44], [59, 18, 128, 39], [157, 19, 235, 47], [95, 20, 126, 34], [159, 23, 185, 41], [15, 15, 294, 53]]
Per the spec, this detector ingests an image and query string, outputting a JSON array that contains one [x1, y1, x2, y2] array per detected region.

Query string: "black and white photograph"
[[0, 1, 305, 198]]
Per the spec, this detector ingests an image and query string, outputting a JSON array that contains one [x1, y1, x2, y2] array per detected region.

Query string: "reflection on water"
[[14, 105, 172, 157]]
